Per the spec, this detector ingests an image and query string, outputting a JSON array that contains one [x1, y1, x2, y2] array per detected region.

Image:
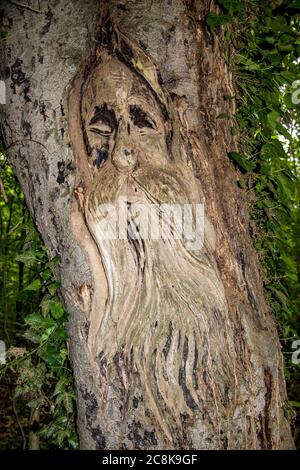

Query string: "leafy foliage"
[[206, 0, 300, 446], [0, 150, 78, 449]]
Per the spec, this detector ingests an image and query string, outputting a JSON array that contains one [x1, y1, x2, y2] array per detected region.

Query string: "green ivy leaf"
[[40, 268, 52, 281], [25, 278, 41, 291], [55, 327, 68, 340], [45, 256, 60, 270], [25, 313, 55, 328], [53, 376, 68, 396], [276, 122, 292, 141], [60, 348, 68, 363], [23, 329, 41, 344], [40, 295, 53, 317], [205, 12, 231, 30], [40, 326, 56, 342], [287, 0, 300, 9], [15, 251, 39, 267], [27, 396, 45, 409], [228, 152, 256, 172], [290, 401, 300, 408], [219, 0, 245, 14], [64, 394, 74, 414], [47, 281, 60, 296], [267, 110, 280, 129], [39, 345, 62, 368], [50, 302, 64, 319]]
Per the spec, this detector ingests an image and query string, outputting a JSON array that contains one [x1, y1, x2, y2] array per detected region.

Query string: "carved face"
[[76, 53, 229, 441], [81, 58, 169, 174]]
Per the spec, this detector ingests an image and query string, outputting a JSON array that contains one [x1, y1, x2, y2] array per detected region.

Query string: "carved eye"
[[90, 127, 113, 137], [89, 103, 117, 137], [129, 105, 156, 130]]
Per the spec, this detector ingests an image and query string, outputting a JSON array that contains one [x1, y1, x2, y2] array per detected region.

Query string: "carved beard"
[[85, 159, 234, 439]]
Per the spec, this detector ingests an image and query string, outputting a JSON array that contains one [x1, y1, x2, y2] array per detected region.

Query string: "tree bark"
[[0, 0, 295, 449]]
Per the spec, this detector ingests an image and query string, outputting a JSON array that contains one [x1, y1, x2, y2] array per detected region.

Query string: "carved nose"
[[111, 120, 137, 171]]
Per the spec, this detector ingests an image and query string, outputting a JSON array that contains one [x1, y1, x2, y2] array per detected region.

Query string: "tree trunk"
[[0, 0, 295, 449]]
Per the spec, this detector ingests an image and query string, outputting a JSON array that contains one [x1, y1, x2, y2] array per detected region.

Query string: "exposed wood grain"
[[1, 0, 295, 450]]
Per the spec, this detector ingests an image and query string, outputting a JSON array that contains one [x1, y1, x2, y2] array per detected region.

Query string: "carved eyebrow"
[[89, 103, 117, 130], [129, 105, 156, 129]]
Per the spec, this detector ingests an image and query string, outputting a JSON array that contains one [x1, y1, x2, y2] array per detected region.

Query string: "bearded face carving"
[[82, 59, 169, 174], [70, 33, 237, 447]]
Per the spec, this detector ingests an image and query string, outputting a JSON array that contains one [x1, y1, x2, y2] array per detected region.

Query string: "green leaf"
[[228, 152, 256, 172], [45, 256, 60, 270], [287, 0, 300, 9], [25, 312, 44, 324], [27, 396, 45, 409], [68, 438, 79, 449], [280, 71, 297, 84], [205, 12, 231, 30], [40, 295, 53, 317], [23, 329, 41, 344], [40, 325, 56, 342], [260, 141, 286, 160], [50, 302, 64, 319], [25, 313, 55, 328], [15, 251, 39, 267], [289, 401, 300, 408], [40, 268, 52, 281], [47, 281, 60, 296], [60, 348, 68, 363], [271, 15, 287, 32], [283, 92, 294, 108], [25, 278, 41, 292], [219, 0, 245, 13], [53, 376, 68, 397], [278, 33, 295, 45], [276, 122, 292, 141], [267, 110, 280, 129], [64, 394, 74, 414], [39, 345, 62, 368], [277, 43, 293, 52], [55, 327, 68, 340]]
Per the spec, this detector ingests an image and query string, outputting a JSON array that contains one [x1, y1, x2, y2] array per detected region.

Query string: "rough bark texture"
[[0, 0, 295, 449]]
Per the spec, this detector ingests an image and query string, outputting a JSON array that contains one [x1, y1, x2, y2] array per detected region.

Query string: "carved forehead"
[[81, 57, 160, 117]]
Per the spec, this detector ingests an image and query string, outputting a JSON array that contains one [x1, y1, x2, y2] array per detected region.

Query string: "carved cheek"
[[138, 132, 168, 164], [91, 147, 109, 169], [85, 131, 112, 169]]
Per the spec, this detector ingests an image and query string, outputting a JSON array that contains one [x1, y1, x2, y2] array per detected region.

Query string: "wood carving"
[[67, 22, 290, 449], [1, 0, 294, 449]]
